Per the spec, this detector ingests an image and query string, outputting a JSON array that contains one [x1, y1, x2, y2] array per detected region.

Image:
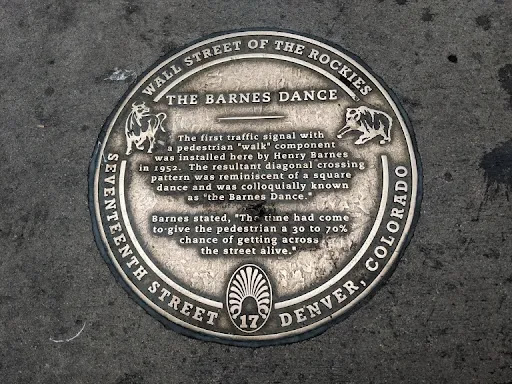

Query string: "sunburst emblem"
[[226, 264, 272, 333]]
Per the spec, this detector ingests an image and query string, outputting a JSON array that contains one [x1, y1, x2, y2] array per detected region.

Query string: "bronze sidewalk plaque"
[[89, 30, 421, 345]]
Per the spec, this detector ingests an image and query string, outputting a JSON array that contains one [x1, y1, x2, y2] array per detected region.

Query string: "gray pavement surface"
[[1, 0, 511, 383]]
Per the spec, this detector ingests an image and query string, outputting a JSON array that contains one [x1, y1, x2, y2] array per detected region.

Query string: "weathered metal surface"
[[90, 31, 421, 345]]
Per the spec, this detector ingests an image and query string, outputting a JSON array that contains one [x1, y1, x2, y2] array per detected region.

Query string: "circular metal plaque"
[[89, 30, 421, 345]]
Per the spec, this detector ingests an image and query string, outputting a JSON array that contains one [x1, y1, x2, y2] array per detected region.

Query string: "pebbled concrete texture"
[[0, 0, 511, 383]]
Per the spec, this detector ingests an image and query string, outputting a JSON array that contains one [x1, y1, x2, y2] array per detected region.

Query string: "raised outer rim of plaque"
[[88, 28, 423, 347]]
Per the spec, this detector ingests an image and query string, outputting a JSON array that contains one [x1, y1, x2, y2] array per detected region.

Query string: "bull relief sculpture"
[[125, 102, 167, 155]]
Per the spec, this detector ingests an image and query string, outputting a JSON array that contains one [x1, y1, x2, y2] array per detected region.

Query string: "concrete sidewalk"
[[0, 0, 511, 383]]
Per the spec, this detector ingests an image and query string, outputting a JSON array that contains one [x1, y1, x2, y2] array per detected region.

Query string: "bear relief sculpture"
[[337, 106, 393, 145]]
